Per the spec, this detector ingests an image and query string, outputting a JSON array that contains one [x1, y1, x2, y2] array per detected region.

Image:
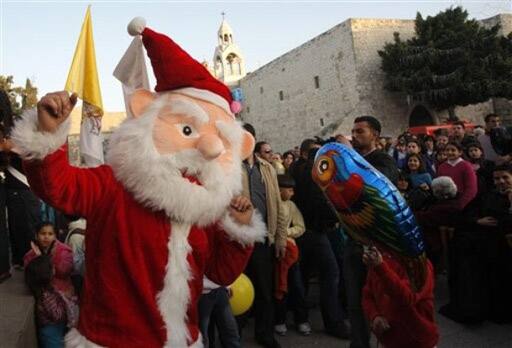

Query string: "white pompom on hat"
[[127, 17, 146, 36]]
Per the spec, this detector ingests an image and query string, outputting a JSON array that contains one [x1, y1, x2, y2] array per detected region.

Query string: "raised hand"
[[37, 91, 78, 132]]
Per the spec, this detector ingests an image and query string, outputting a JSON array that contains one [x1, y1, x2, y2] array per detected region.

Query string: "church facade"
[[239, 14, 512, 152]]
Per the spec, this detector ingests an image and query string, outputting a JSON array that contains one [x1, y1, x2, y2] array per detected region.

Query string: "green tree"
[[379, 7, 512, 120], [0, 75, 38, 117]]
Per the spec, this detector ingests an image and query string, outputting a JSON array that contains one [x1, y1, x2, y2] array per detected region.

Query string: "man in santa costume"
[[11, 17, 266, 348]]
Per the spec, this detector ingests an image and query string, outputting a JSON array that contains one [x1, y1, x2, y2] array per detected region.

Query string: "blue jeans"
[[38, 323, 66, 348], [198, 287, 240, 348]]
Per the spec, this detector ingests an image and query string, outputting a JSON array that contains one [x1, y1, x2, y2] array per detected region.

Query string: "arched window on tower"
[[224, 34, 229, 43], [215, 56, 223, 78], [226, 53, 241, 76]]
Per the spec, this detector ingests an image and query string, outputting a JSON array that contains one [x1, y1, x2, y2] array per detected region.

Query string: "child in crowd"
[[274, 175, 311, 336], [404, 154, 433, 190], [392, 138, 408, 170], [396, 172, 411, 198], [362, 246, 439, 348], [434, 146, 447, 173], [465, 142, 495, 195], [422, 135, 437, 175], [24, 222, 78, 347], [436, 142, 478, 211]]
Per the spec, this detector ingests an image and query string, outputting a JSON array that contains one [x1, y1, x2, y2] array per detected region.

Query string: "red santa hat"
[[127, 17, 241, 116]]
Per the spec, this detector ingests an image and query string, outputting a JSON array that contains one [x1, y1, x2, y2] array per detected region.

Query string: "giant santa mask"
[[11, 18, 265, 348]]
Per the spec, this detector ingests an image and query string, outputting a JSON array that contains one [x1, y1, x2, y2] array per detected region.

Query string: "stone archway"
[[409, 104, 434, 127]]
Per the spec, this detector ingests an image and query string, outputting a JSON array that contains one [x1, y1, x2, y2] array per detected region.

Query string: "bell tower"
[[213, 13, 246, 87]]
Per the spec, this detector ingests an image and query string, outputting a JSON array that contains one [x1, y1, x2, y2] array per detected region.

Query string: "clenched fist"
[[228, 195, 254, 226], [37, 91, 78, 133]]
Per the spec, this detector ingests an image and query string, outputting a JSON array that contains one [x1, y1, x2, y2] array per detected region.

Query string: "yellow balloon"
[[229, 273, 254, 316]]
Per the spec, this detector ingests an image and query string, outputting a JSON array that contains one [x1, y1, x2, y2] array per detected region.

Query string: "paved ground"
[[0, 271, 37, 348], [2, 271, 511, 348], [241, 275, 512, 348]]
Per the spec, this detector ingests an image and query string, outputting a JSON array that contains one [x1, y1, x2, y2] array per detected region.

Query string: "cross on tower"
[[221, 11, 226, 20]]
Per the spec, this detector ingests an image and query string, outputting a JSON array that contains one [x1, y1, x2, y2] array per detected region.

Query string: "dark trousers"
[[7, 188, 41, 266], [297, 231, 344, 331], [343, 239, 370, 348], [0, 185, 9, 274], [241, 241, 275, 340], [199, 287, 240, 348], [274, 262, 308, 325]]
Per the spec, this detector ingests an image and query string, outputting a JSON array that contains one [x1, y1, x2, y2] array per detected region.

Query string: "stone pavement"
[[1, 271, 511, 348], [241, 275, 512, 348], [0, 270, 37, 348]]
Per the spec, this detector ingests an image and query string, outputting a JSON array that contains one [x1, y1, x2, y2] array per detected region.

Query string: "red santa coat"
[[23, 144, 264, 348]]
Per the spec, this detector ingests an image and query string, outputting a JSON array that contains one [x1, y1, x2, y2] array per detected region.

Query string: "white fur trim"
[[128, 17, 146, 36], [65, 329, 105, 348], [11, 108, 70, 160], [68, 218, 86, 231], [221, 210, 267, 247], [189, 335, 204, 348], [106, 95, 244, 226], [157, 223, 193, 347], [174, 88, 233, 117], [432, 176, 458, 200]]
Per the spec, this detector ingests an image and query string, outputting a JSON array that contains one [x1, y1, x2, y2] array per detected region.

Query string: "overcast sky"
[[1, 0, 510, 110]]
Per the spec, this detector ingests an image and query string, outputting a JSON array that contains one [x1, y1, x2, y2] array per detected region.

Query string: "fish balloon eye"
[[319, 159, 329, 174]]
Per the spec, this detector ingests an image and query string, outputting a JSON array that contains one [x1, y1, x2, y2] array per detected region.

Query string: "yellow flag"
[[65, 6, 103, 116], [65, 6, 104, 167]]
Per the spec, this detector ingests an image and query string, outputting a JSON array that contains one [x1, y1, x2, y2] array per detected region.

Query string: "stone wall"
[[239, 14, 512, 151], [240, 20, 359, 152]]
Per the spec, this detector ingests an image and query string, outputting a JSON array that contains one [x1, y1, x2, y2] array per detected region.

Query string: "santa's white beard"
[[106, 98, 243, 226]]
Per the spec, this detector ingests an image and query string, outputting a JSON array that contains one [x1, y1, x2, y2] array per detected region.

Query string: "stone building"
[[239, 14, 512, 152]]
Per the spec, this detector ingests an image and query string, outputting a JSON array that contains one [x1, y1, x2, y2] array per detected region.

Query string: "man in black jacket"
[[344, 116, 399, 348], [291, 139, 350, 339]]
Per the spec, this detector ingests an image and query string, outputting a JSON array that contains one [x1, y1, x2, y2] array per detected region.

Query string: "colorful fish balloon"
[[312, 142, 427, 290]]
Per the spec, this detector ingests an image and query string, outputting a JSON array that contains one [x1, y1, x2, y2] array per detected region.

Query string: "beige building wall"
[[240, 14, 512, 152]]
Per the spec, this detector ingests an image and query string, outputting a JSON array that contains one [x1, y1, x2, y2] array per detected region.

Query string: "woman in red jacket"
[[362, 246, 439, 348]]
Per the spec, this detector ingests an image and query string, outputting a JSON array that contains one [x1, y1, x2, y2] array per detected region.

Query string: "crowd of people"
[[237, 113, 512, 347], [1, 86, 512, 348]]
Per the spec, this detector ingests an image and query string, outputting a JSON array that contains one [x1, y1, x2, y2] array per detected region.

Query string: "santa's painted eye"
[[176, 124, 199, 138], [183, 126, 192, 136]]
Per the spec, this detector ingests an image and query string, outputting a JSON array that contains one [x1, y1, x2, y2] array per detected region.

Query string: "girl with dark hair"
[[24, 222, 78, 347], [404, 153, 433, 190]]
